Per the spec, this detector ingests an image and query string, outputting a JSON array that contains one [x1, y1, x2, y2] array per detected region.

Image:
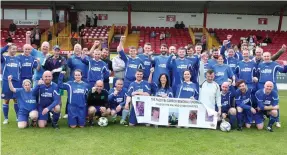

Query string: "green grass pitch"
[[1, 91, 287, 155]]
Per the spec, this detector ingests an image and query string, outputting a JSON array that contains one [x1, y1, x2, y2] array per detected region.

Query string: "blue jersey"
[[235, 52, 243, 61], [152, 55, 170, 83], [1, 47, 21, 81], [17, 54, 38, 79], [175, 82, 198, 99], [207, 59, 217, 68], [235, 60, 257, 84], [220, 87, 235, 112], [119, 50, 144, 81], [138, 54, 152, 80], [186, 55, 200, 83], [126, 80, 151, 97], [58, 73, 89, 107], [108, 88, 127, 108], [255, 89, 279, 110], [15, 88, 37, 111], [211, 64, 234, 85], [33, 82, 60, 111], [82, 58, 110, 83], [31, 49, 48, 80], [257, 61, 287, 84], [167, 56, 193, 87], [224, 57, 238, 73], [67, 55, 89, 81], [235, 88, 256, 110], [150, 82, 173, 97]]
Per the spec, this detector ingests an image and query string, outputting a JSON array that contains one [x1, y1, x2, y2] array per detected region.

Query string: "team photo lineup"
[[2, 31, 287, 132]]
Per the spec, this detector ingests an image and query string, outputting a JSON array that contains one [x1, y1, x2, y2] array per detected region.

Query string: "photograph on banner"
[[132, 96, 218, 129]]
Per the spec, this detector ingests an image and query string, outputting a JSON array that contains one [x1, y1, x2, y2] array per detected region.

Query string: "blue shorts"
[[68, 105, 86, 126], [253, 111, 264, 124], [1, 80, 21, 100], [129, 105, 137, 125], [87, 105, 102, 116], [18, 108, 37, 122], [110, 105, 123, 116], [243, 109, 253, 124], [37, 107, 58, 121]]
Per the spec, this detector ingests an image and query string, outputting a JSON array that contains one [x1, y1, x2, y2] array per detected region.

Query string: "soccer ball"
[[98, 117, 108, 127], [220, 121, 231, 132]]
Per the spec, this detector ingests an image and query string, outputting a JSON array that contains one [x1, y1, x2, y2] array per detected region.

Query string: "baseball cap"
[[53, 45, 61, 50]]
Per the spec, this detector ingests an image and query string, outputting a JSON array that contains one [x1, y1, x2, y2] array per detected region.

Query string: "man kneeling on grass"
[[255, 81, 280, 132], [87, 80, 109, 126]]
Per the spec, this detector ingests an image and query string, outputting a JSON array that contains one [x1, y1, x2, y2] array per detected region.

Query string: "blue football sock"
[[3, 104, 9, 119], [237, 112, 243, 127], [52, 112, 60, 124], [65, 101, 69, 114], [268, 116, 277, 127], [229, 114, 237, 128], [14, 103, 19, 118], [121, 109, 129, 121]]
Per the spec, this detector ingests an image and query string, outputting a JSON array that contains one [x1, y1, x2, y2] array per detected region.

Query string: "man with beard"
[[207, 48, 220, 68], [151, 44, 170, 83], [169, 46, 177, 56], [101, 48, 113, 91]]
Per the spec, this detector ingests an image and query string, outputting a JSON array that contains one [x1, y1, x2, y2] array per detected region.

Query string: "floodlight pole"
[[203, 7, 207, 28], [128, 3, 132, 33], [277, 8, 284, 32]]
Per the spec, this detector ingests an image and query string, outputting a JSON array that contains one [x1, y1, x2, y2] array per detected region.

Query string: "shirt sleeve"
[[47, 86, 60, 111]]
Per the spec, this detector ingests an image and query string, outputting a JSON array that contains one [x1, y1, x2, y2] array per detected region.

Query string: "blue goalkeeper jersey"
[[235, 60, 257, 84], [211, 64, 234, 85], [257, 61, 287, 84], [119, 50, 144, 81], [255, 89, 279, 110]]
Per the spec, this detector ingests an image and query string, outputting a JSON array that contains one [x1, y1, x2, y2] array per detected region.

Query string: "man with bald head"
[[87, 80, 109, 126], [18, 44, 40, 84], [252, 44, 286, 66], [26, 31, 51, 86], [255, 81, 280, 132], [32, 71, 61, 129], [218, 82, 237, 128]]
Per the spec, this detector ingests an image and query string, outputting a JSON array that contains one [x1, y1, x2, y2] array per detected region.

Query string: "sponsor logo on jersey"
[[41, 92, 53, 98], [144, 61, 151, 66], [91, 67, 101, 71], [216, 72, 224, 76], [241, 67, 251, 72], [25, 99, 36, 104], [261, 69, 272, 74], [242, 98, 250, 104], [159, 64, 166, 68], [229, 64, 236, 68], [73, 88, 85, 94], [222, 101, 229, 106], [22, 62, 32, 67], [264, 100, 271, 105], [7, 63, 18, 67], [183, 87, 194, 92], [177, 65, 187, 69], [116, 98, 123, 103], [129, 64, 138, 69]]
